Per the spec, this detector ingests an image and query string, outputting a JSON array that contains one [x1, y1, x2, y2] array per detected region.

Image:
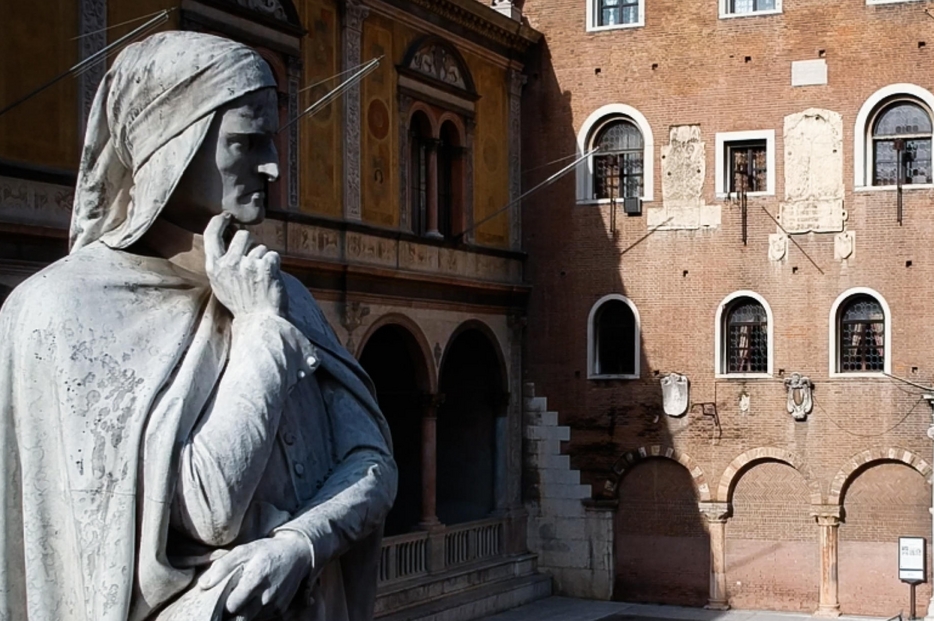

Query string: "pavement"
[[480, 597, 894, 621]]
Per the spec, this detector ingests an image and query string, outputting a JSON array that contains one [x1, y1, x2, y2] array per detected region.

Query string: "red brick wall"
[[726, 462, 818, 611], [839, 463, 932, 615], [615, 459, 709, 606], [521, 0, 934, 612]]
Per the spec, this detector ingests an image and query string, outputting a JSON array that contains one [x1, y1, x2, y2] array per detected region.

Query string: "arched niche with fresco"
[[397, 36, 478, 240]]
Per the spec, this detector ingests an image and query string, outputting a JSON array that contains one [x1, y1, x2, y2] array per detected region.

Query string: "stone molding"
[[0, 176, 73, 229], [398, 0, 540, 53], [828, 447, 932, 506], [605, 445, 711, 502], [341, 0, 369, 221]]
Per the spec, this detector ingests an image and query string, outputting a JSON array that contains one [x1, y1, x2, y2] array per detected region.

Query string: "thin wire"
[[71, 17, 166, 79], [0, 10, 170, 118], [70, 7, 175, 40], [884, 372, 934, 393], [758, 205, 825, 275], [299, 61, 375, 94], [459, 149, 597, 239], [280, 56, 382, 133], [813, 393, 923, 438], [522, 152, 587, 176]]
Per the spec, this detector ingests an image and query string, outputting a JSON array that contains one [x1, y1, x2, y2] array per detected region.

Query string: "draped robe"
[[0, 240, 396, 621]]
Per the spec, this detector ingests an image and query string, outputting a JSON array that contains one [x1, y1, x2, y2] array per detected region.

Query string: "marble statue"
[[0, 32, 397, 621]]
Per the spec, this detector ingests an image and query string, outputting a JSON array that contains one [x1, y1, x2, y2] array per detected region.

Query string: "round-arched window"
[[872, 101, 933, 186], [592, 120, 644, 200], [724, 298, 768, 374], [838, 295, 885, 372]]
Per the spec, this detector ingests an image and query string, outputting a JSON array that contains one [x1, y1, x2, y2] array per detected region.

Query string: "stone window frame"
[[854, 84, 934, 191], [586, 0, 645, 32], [587, 294, 641, 380], [714, 290, 774, 379], [719, 0, 782, 19], [714, 129, 776, 198], [577, 104, 655, 204], [828, 287, 892, 378]]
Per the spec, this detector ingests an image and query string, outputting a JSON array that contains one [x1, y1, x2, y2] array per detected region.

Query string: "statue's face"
[[166, 88, 279, 231]]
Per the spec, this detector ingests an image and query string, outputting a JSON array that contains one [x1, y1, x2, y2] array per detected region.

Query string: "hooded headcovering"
[[70, 31, 277, 251]]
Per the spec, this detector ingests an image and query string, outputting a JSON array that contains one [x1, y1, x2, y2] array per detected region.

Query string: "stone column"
[[425, 139, 442, 239], [813, 506, 842, 617], [700, 502, 731, 611], [420, 393, 444, 527], [341, 0, 368, 221]]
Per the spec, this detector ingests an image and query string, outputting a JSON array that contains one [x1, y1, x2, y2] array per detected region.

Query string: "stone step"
[[523, 410, 558, 427], [376, 573, 552, 621], [375, 553, 539, 616]]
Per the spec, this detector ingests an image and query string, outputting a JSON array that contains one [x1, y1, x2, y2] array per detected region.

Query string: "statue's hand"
[[204, 213, 284, 318], [198, 531, 314, 619]]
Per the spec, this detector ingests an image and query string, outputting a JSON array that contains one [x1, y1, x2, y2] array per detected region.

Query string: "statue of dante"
[[0, 31, 396, 621]]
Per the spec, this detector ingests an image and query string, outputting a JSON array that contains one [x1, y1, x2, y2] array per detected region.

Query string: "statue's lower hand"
[[198, 531, 314, 619], [204, 213, 284, 318]]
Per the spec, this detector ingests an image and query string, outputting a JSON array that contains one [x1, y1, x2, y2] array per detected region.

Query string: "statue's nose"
[[259, 161, 279, 183]]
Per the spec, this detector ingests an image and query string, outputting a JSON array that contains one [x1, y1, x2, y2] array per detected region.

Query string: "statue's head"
[[70, 31, 279, 251]]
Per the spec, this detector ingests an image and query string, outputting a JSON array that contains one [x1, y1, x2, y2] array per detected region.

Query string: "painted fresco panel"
[[361, 18, 396, 228], [470, 59, 509, 248], [300, 0, 342, 217], [0, 1, 80, 170]]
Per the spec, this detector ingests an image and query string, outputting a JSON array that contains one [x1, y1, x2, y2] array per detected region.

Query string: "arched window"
[[715, 291, 773, 377], [838, 295, 885, 372], [576, 104, 654, 203], [871, 100, 933, 186], [409, 111, 433, 236], [438, 120, 464, 238], [724, 299, 768, 374], [588, 295, 640, 379], [592, 120, 644, 200]]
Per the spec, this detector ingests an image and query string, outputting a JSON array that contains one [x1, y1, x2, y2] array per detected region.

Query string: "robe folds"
[[0, 241, 397, 621]]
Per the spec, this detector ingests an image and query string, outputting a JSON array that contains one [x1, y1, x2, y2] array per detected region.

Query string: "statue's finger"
[[262, 251, 281, 272], [247, 244, 268, 259], [198, 549, 241, 589], [225, 568, 264, 615], [203, 214, 230, 270], [226, 230, 252, 259]]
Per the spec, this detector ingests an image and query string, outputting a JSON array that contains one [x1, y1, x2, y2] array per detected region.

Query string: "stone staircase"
[[374, 553, 551, 621], [523, 383, 615, 600]]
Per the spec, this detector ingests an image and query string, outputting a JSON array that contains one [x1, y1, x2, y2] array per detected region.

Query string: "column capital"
[[420, 392, 446, 410], [698, 502, 731, 523], [811, 504, 842, 525]]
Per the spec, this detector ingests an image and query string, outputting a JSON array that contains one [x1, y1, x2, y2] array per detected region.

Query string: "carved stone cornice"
[[698, 502, 731, 523], [385, 0, 541, 54]]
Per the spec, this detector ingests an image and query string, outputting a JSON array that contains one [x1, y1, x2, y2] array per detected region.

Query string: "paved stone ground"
[[480, 597, 895, 621]]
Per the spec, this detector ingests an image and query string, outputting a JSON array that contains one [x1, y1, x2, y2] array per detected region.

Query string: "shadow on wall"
[[520, 39, 707, 605]]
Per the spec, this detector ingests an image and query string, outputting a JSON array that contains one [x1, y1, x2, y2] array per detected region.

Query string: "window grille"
[[594, 300, 636, 376], [728, 0, 775, 13], [597, 0, 640, 26], [839, 296, 885, 372], [593, 120, 644, 200], [725, 300, 768, 373], [726, 141, 767, 193], [872, 101, 933, 186]]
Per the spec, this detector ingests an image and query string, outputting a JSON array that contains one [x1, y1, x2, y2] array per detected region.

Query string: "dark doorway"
[[359, 324, 427, 536], [437, 328, 502, 525]]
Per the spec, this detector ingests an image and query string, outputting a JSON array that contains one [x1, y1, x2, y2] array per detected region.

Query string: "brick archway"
[[608, 445, 711, 502], [717, 447, 823, 505], [828, 447, 932, 506]]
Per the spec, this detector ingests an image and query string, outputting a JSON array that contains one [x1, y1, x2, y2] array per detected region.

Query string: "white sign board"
[[899, 537, 926, 583]]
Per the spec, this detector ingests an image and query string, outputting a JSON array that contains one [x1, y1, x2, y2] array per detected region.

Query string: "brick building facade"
[[521, 0, 934, 615]]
